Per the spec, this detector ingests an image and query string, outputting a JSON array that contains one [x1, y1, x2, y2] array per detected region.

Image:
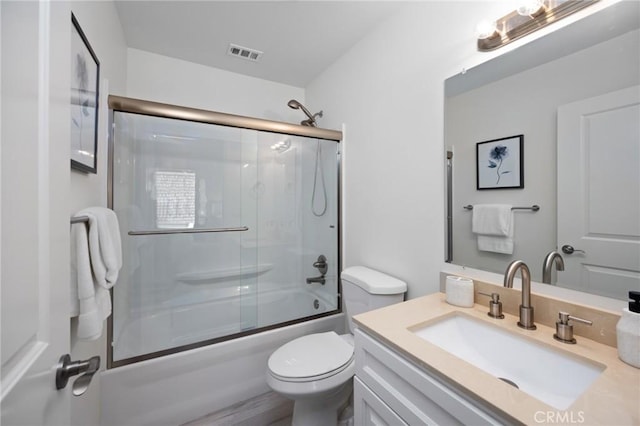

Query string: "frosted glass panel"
[[110, 111, 339, 364], [154, 170, 196, 229]]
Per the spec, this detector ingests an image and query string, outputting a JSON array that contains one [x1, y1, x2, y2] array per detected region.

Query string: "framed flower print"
[[476, 135, 524, 190], [70, 13, 100, 174]]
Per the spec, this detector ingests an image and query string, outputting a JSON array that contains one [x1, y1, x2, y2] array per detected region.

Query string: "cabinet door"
[[355, 329, 508, 425], [354, 377, 408, 426]]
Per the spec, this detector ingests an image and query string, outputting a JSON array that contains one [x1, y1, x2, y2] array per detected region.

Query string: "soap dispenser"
[[616, 291, 640, 368]]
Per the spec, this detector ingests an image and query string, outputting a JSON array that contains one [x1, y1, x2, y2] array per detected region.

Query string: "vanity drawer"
[[355, 329, 509, 426], [354, 377, 408, 426]]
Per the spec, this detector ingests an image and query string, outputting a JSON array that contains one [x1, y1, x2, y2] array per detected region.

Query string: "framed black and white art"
[[476, 135, 524, 190], [70, 13, 100, 174]]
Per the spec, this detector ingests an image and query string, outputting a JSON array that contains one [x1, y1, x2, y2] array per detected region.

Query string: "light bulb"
[[476, 20, 498, 40], [517, 0, 544, 16]]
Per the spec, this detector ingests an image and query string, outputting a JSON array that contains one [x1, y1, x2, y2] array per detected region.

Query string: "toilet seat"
[[265, 267, 407, 425], [268, 332, 354, 383]]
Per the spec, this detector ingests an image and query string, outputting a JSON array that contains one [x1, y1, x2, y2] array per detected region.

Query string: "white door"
[[557, 86, 640, 299], [1, 1, 72, 423]]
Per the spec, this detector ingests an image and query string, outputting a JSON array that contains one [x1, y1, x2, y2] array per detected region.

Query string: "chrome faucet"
[[542, 250, 565, 284], [504, 260, 536, 330]]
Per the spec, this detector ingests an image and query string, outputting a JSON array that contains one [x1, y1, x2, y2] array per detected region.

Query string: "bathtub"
[[113, 285, 337, 362], [102, 288, 344, 426]]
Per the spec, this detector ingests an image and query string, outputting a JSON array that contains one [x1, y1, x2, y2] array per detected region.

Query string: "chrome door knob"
[[561, 245, 585, 255]]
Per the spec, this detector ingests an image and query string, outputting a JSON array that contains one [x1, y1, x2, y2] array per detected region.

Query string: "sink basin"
[[411, 313, 605, 410]]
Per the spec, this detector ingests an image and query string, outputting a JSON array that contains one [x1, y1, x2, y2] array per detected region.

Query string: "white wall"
[[126, 48, 306, 123], [305, 0, 625, 299], [447, 29, 640, 281], [70, 2, 127, 212], [67, 2, 127, 425], [305, 1, 510, 299]]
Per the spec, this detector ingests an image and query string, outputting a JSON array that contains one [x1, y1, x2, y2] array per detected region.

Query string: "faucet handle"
[[558, 311, 593, 326], [312, 255, 328, 275], [478, 292, 505, 319], [554, 311, 592, 344]]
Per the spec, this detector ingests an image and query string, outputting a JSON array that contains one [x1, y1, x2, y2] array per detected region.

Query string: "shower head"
[[287, 99, 323, 127], [287, 99, 304, 110]]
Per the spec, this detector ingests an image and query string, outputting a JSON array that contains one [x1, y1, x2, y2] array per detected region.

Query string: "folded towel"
[[472, 204, 512, 236], [472, 204, 515, 254], [82, 207, 123, 289], [477, 219, 514, 254], [70, 207, 122, 340]]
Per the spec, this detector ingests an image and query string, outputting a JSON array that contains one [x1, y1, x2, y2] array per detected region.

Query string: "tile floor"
[[183, 392, 293, 426]]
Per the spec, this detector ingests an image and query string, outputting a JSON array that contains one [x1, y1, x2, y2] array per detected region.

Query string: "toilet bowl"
[[266, 266, 406, 426], [267, 332, 354, 426]]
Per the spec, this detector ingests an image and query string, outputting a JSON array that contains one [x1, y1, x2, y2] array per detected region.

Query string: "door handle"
[[561, 245, 585, 255], [55, 354, 100, 396]]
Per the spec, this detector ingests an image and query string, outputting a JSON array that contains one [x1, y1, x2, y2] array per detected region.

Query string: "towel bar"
[[128, 226, 249, 236], [70, 216, 90, 224], [463, 205, 540, 212]]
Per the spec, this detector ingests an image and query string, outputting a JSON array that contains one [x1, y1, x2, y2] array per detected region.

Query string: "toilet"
[[266, 266, 407, 426]]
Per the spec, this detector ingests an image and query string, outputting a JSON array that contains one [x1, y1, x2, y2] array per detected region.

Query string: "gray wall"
[[446, 29, 640, 280]]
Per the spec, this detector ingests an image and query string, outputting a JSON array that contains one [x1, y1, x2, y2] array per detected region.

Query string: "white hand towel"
[[70, 207, 122, 340], [472, 204, 515, 254], [472, 204, 512, 236], [81, 207, 123, 289], [477, 218, 515, 254]]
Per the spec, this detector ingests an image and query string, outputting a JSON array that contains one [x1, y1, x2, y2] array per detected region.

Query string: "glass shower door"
[[111, 112, 258, 363], [109, 108, 340, 366], [253, 133, 339, 327]]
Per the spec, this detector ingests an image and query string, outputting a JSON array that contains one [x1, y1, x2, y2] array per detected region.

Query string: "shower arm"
[[288, 99, 323, 127], [301, 111, 323, 127], [297, 104, 315, 121]]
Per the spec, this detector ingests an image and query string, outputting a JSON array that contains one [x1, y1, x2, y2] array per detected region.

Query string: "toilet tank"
[[341, 266, 407, 334]]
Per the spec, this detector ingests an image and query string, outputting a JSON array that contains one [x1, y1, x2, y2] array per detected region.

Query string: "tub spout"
[[306, 275, 326, 285]]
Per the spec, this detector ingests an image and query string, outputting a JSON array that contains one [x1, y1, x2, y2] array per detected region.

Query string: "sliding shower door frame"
[[106, 96, 343, 369]]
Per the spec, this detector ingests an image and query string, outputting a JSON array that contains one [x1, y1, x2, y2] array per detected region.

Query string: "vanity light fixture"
[[477, 0, 599, 51], [516, 0, 546, 17]]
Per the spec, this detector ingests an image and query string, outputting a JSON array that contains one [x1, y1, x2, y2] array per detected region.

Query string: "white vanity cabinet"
[[353, 329, 515, 426]]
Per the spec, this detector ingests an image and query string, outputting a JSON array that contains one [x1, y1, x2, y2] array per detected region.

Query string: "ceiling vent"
[[227, 43, 263, 62]]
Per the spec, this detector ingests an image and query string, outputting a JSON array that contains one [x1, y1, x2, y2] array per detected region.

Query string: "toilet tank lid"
[[341, 266, 407, 295]]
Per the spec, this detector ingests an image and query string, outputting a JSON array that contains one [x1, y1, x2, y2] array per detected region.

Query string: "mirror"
[[445, 1, 640, 300]]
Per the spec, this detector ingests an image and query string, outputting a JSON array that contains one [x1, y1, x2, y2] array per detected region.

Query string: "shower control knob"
[[313, 255, 328, 275]]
